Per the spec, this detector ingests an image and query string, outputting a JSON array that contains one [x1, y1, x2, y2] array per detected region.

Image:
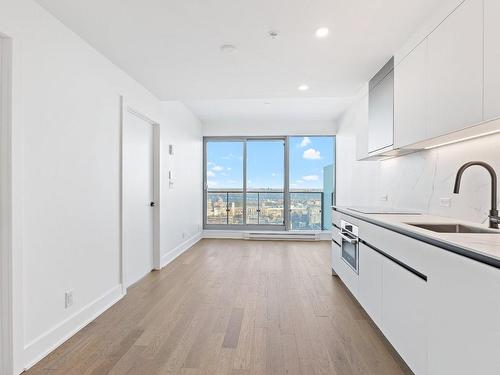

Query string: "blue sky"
[[206, 137, 335, 190]]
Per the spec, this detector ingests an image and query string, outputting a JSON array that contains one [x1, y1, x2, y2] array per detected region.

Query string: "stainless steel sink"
[[406, 223, 500, 234]]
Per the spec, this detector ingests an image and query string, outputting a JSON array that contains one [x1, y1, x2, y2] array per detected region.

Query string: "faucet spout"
[[453, 161, 499, 229]]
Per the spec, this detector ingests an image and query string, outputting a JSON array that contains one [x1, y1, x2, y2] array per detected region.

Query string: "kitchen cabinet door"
[[394, 39, 428, 148], [368, 70, 394, 153], [331, 240, 340, 275], [382, 258, 427, 375], [427, 247, 500, 374], [358, 243, 382, 327], [427, 0, 483, 138], [484, 0, 500, 120]]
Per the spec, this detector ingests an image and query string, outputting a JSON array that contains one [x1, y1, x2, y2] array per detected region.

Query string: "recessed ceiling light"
[[298, 84, 309, 91], [268, 30, 280, 39], [220, 44, 237, 53], [315, 27, 330, 38]]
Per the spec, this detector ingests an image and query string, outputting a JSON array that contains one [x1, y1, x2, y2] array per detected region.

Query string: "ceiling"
[[186, 97, 354, 127], [35, 0, 441, 103]]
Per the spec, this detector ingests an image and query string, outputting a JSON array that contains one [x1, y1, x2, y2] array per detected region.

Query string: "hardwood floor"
[[26, 239, 411, 375]]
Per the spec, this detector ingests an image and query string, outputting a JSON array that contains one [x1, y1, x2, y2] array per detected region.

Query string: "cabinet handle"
[[339, 232, 358, 244], [360, 239, 427, 282]]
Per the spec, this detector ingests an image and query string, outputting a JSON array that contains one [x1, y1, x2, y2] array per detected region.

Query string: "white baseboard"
[[203, 230, 332, 241], [160, 231, 202, 268], [23, 285, 124, 371]]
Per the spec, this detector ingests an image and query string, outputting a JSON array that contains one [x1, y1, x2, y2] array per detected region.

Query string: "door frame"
[[0, 35, 14, 375], [120, 98, 161, 294]]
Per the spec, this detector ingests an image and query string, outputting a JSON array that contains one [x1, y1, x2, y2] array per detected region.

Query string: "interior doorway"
[[122, 103, 160, 289]]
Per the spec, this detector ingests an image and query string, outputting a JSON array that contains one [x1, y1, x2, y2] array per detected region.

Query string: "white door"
[[123, 110, 154, 288]]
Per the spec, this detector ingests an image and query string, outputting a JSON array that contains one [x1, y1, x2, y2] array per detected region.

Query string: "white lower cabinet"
[[427, 248, 500, 374], [331, 240, 340, 274], [334, 211, 500, 374], [382, 258, 428, 375], [358, 243, 383, 327]]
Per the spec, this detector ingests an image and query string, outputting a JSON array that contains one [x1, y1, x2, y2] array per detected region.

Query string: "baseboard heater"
[[244, 232, 319, 241]]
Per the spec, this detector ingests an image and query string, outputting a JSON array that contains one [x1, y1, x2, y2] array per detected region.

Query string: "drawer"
[[357, 219, 432, 276]]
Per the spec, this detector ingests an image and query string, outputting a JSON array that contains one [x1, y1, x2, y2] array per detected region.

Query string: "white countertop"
[[333, 206, 500, 264]]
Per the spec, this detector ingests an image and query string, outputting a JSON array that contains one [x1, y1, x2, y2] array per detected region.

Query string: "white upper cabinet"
[[484, 0, 500, 120], [368, 59, 394, 154], [427, 0, 483, 138], [394, 39, 428, 148]]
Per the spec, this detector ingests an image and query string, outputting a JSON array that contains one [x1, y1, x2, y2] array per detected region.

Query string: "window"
[[204, 136, 335, 230], [289, 136, 335, 230], [206, 141, 244, 225]]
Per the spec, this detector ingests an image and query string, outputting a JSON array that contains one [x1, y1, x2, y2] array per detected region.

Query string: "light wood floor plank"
[[25, 239, 411, 375]]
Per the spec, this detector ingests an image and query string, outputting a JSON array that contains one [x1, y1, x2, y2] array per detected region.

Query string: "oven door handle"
[[339, 232, 358, 244]]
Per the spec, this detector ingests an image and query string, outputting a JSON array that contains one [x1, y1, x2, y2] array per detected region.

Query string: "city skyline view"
[[206, 136, 334, 190], [205, 137, 335, 230]]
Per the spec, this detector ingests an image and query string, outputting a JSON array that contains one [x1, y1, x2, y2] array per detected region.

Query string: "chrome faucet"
[[453, 161, 499, 229]]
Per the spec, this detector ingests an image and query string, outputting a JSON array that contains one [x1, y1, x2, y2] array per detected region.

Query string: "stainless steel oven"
[[339, 220, 359, 274]]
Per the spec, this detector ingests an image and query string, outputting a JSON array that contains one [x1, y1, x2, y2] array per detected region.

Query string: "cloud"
[[207, 170, 215, 177], [296, 179, 304, 184], [300, 137, 311, 148], [302, 175, 319, 181], [303, 148, 321, 160], [207, 180, 217, 187], [221, 153, 239, 160], [212, 165, 224, 172]]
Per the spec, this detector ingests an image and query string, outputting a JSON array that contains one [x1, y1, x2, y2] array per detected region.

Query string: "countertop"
[[333, 206, 500, 269]]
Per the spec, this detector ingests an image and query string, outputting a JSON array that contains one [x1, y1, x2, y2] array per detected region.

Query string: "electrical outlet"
[[440, 198, 452, 208], [65, 290, 74, 309], [380, 194, 389, 202]]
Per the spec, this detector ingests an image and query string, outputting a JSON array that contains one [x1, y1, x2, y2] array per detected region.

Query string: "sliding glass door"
[[246, 139, 285, 226], [205, 140, 244, 225], [204, 136, 335, 230], [288, 136, 335, 230]]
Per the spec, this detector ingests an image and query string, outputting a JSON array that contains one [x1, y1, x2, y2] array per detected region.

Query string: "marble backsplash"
[[336, 131, 500, 226]]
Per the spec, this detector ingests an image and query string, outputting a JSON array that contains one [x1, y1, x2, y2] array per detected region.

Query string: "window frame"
[[203, 135, 335, 231]]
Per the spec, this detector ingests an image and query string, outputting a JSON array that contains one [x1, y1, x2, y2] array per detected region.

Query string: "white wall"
[[160, 102, 203, 266], [336, 94, 500, 225], [0, 1, 202, 372], [203, 119, 337, 136]]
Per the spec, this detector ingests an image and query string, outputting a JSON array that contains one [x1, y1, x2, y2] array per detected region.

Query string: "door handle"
[[339, 232, 358, 244]]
